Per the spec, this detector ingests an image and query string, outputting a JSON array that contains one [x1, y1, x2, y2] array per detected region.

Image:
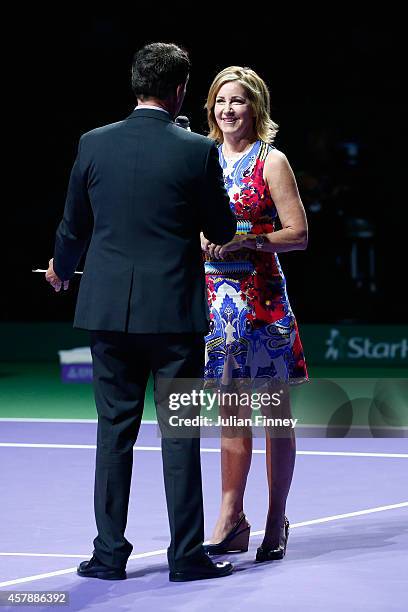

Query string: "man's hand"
[[45, 258, 69, 292]]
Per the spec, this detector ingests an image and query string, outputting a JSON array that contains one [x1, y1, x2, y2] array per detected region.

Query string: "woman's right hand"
[[201, 233, 224, 259]]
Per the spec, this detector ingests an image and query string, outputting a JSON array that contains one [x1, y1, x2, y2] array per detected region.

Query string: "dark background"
[[9, 14, 406, 325]]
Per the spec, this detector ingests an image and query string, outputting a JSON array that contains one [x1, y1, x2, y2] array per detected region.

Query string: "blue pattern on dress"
[[219, 141, 261, 192]]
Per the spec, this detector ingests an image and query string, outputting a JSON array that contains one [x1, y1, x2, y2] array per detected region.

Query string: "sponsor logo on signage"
[[325, 329, 408, 361]]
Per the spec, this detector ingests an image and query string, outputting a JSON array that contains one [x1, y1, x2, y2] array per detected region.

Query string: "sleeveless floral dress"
[[204, 140, 308, 385]]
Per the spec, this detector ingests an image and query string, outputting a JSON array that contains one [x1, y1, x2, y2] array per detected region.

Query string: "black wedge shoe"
[[255, 516, 289, 562], [203, 513, 251, 555]]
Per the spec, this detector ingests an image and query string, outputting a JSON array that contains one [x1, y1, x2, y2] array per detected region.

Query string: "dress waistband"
[[204, 261, 256, 275]]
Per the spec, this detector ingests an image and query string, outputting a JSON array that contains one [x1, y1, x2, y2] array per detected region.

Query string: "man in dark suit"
[[46, 42, 236, 582]]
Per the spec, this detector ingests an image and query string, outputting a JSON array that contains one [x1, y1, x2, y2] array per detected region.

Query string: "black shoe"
[[77, 555, 127, 580], [203, 513, 251, 555], [169, 555, 233, 582], [255, 516, 290, 562]]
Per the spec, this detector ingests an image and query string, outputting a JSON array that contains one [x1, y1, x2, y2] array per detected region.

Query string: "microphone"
[[32, 269, 83, 275], [175, 115, 191, 131]]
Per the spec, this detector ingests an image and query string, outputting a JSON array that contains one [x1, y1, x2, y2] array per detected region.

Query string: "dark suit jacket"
[[53, 108, 236, 333]]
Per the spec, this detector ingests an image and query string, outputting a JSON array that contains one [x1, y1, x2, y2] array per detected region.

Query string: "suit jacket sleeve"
[[198, 143, 236, 244], [53, 137, 94, 281]]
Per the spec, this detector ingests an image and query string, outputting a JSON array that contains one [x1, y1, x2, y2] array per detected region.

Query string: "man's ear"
[[176, 82, 186, 98]]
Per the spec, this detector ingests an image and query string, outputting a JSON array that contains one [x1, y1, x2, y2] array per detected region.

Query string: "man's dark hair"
[[131, 42, 190, 100]]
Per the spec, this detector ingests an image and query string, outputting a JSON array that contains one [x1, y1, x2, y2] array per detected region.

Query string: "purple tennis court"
[[0, 420, 407, 611]]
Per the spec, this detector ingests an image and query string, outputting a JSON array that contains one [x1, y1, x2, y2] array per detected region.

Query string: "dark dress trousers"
[[53, 108, 236, 571]]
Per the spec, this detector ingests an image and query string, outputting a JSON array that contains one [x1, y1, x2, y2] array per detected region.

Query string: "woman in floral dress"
[[202, 67, 308, 562]]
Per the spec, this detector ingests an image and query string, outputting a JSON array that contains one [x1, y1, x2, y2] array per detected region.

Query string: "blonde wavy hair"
[[205, 66, 279, 144]]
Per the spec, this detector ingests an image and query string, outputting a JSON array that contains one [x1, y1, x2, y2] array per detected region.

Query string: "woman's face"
[[214, 81, 255, 140]]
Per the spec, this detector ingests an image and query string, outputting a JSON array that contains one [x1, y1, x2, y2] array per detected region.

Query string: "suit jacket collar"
[[127, 108, 173, 123]]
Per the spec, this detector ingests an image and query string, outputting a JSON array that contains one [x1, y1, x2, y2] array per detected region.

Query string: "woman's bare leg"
[[210, 430, 252, 542], [209, 376, 252, 543], [262, 393, 296, 548]]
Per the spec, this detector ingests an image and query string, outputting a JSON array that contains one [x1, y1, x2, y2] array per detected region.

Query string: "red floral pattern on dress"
[[224, 157, 285, 327], [206, 276, 217, 306]]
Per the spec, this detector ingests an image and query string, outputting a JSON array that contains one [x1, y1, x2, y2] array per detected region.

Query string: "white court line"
[[0, 553, 89, 559], [0, 568, 79, 586], [0, 443, 98, 449], [1, 419, 405, 431], [1, 419, 405, 438], [0, 418, 98, 423], [249, 501, 408, 535], [0, 501, 407, 588], [0, 442, 407, 458], [294, 451, 408, 458], [0, 418, 154, 424]]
